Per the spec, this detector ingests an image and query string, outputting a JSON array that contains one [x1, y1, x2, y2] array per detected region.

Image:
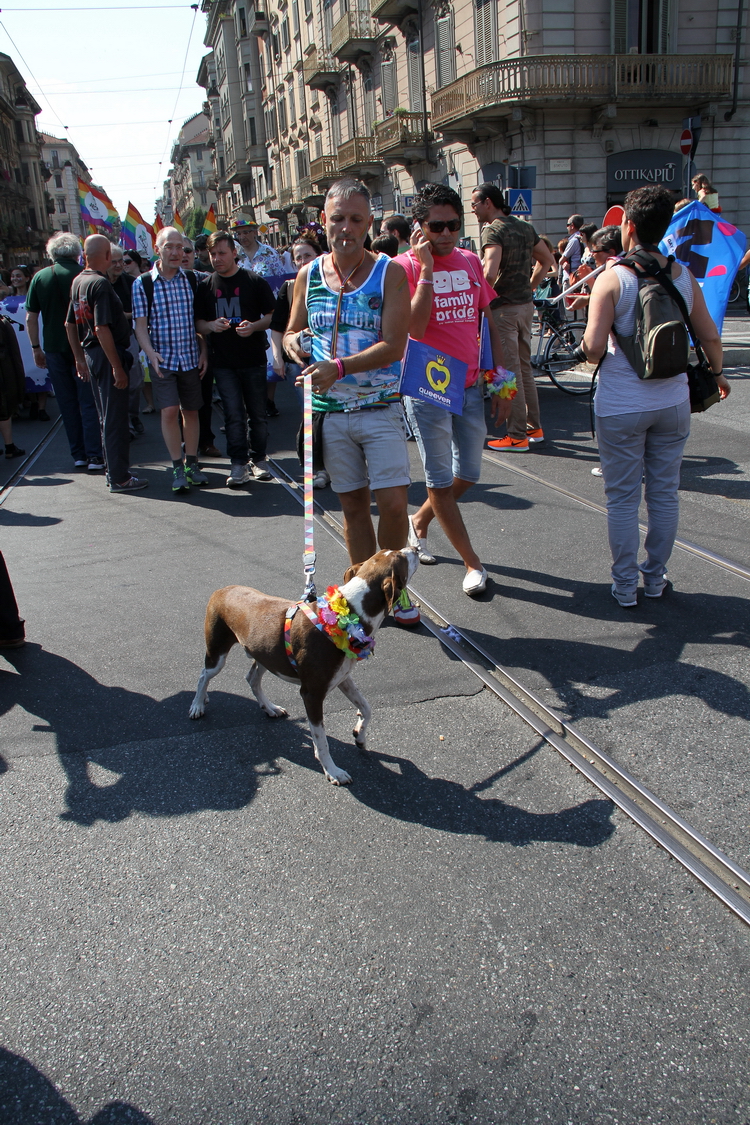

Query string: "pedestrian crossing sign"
[[509, 189, 532, 217]]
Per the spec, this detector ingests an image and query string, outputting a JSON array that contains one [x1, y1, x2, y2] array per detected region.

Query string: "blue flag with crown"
[[399, 339, 468, 415]]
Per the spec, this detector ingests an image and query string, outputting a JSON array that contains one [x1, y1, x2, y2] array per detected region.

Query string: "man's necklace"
[[328, 250, 367, 361]]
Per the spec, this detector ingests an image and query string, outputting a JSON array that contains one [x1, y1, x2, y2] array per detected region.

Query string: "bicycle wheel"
[[541, 322, 592, 395]]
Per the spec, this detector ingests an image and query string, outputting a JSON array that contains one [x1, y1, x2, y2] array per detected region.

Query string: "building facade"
[[40, 132, 92, 242], [0, 54, 49, 266], [168, 112, 219, 228], [195, 0, 748, 248]]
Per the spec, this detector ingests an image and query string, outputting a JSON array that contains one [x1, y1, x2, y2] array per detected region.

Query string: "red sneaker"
[[526, 427, 544, 443], [487, 436, 529, 452]]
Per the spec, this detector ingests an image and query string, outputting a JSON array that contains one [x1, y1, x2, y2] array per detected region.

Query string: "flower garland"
[[316, 586, 375, 661], [481, 365, 517, 400]]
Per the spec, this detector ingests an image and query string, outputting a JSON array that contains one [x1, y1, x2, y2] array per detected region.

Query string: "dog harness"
[[284, 587, 376, 669]]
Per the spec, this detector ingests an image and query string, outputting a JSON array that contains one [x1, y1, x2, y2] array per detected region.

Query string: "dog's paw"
[[326, 766, 353, 786], [188, 702, 205, 720], [263, 704, 288, 719], [353, 730, 367, 750]]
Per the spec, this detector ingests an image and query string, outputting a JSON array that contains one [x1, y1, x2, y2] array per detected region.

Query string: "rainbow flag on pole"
[[77, 177, 118, 230], [153, 213, 165, 237], [172, 209, 184, 235], [201, 204, 217, 236], [122, 201, 154, 258]]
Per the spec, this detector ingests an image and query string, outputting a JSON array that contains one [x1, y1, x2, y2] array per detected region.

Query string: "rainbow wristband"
[[335, 357, 346, 379], [483, 365, 517, 400]]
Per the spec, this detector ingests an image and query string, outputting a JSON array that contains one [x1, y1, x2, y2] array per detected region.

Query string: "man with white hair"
[[65, 235, 148, 493], [132, 226, 209, 494], [26, 232, 104, 470]]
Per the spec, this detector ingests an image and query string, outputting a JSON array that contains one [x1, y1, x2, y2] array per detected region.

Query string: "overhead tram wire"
[[0, 17, 68, 135], [157, 3, 199, 178]]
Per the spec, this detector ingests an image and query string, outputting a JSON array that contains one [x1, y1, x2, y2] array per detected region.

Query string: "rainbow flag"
[[202, 204, 217, 236], [77, 177, 118, 230], [153, 213, 165, 237], [172, 209, 184, 234], [122, 201, 154, 258]]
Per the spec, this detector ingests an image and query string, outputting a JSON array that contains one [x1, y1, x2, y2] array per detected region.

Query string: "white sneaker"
[[227, 463, 251, 488], [313, 470, 330, 489], [250, 461, 273, 481], [408, 515, 437, 565], [463, 567, 487, 596]]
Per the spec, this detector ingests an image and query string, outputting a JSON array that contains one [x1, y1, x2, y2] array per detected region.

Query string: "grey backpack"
[[614, 249, 690, 380]]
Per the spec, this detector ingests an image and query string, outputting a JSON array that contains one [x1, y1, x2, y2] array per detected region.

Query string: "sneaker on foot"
[[266, 399, 280, 417], [227, 463, 252, 488], [172, 465, 190, 493], [110, 475, 149, 493], [250, 461, 273, 481], [643, 577, 670, 598], [611, 583, 637, 608], [4, 443, 25, 459], [87, 458, 105, 472], [74, 459, 88, 468], [185, 463, 209, 486], [130, 416, 144, 434], [408, 515, 437, 565], [487, 435, 529, 452], [526, 427, 544, 443], [392, 588, 420, 627], [463, 566, 488, 596], [312, 470, 330, 489]]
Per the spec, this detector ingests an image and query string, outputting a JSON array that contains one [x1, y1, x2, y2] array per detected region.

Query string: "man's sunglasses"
[[425, 219, 461, 233]]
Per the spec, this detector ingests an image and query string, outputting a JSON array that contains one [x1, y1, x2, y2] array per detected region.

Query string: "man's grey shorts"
[[321, 403, 411, 494], [151, 366, 203, 411]]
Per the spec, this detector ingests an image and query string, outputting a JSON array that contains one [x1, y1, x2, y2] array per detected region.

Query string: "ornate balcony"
[[309, 153, 339, 188], [292, 177, 312, 209], [264, 192, 286, 219], [374, 111, 432, 164], [303, 47, 341, 90], [331, 10, 379, 62], [337, 135, 383, 176], [370, 0, 417, 25], [245, 143, 268, 166], [279, 186, 294, 208], [431, 54, 734, 140]]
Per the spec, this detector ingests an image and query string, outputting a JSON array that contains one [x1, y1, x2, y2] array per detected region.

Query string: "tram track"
[[267, 454, 750, 928], [0, 416, 63, 507]]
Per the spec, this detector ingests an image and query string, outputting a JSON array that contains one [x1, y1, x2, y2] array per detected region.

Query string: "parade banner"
[[77, 177, 118, 231], [121, 201, 154, 258], [399, 338, 467, 414], [660, 200, 746, 333], [202, 205, 218, 236], [479, 314, 493, 370]]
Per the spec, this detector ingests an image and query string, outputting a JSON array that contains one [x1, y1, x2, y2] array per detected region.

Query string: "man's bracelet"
[[334, 357, 346, 379], [32, 344, 41, 350], [417, 278, 434, 286]]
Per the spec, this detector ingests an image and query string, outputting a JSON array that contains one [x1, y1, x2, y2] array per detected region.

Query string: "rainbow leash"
[[302, 369, 317, 602]]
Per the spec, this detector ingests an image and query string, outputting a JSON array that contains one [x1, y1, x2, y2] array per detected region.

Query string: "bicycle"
[[531, 297, 593, 395]]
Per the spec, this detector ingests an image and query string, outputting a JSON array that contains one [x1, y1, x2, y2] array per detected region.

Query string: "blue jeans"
[[405, 383, 487, 488], [213, 364, 267, 464], [597, 400, 691, 592], [45, 350, 102, 462]]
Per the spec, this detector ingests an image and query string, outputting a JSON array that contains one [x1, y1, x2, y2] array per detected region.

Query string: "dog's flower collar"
[[284, 587, 375, 667], [316, 586, 375, 661]]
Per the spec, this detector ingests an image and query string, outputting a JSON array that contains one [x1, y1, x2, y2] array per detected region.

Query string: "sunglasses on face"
[[123, 259, 133, 264], [425, 219, 461, 233]]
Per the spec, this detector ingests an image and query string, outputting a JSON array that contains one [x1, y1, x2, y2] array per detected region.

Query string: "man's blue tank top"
[[305, 252, 401, 412]]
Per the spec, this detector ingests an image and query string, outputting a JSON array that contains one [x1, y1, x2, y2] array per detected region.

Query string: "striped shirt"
[[132, 266, 200, 370]]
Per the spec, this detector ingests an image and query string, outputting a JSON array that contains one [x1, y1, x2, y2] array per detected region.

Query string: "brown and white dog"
[[188, 547, 419, 785]]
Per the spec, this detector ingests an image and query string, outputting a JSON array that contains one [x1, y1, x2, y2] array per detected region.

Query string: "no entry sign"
[[680, 129, 693, 156]]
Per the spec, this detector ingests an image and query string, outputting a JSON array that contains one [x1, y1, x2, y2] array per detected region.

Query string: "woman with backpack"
[[580, 185, 729, 608]]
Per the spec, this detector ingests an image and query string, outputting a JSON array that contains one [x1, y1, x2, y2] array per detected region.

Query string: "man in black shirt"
[[194, 231, 276, 488], [65, 235, 148, 493], [107, 243, 144, 437]]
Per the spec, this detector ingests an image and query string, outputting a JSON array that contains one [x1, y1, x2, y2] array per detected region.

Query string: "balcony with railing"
[[309, 153, 339, 187], [264, 191, 286, 219], [291, 177, 312, 208], [303, 47, 341, 90], [374, 111, 431, 164], [331, 9, 379, 62], [431, 54, 734, 135], [247, 9, 269, 35], [370, 0, 417, 25], [338, 135, 382, 175]]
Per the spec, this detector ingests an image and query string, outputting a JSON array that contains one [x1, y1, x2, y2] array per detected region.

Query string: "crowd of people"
[[0, 174, 731, 646]]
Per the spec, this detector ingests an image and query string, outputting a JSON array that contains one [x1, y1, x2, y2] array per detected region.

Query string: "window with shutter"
[[380, 58, 397, 115], [611, 0, 628, 52], [474, 0, 497, 66], [435, 13, 455, 88], [611, 0, 671, 54], [363, 73, 376, 134], [407, 36, 423, 111]]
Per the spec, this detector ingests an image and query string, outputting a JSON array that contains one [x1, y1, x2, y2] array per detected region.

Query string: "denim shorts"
[[321, 403, 411, 494], [404, 382, 487, 488], [151, 366, 203, 411]]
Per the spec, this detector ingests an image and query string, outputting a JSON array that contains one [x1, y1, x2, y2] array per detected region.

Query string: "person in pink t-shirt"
[[396, 183, 516, 597]]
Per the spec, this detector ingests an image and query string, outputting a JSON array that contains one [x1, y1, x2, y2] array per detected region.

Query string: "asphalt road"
[[1, 367, 749, 1125]]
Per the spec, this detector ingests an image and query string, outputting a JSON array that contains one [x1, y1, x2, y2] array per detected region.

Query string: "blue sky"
[[0, 0, 210, 222]]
